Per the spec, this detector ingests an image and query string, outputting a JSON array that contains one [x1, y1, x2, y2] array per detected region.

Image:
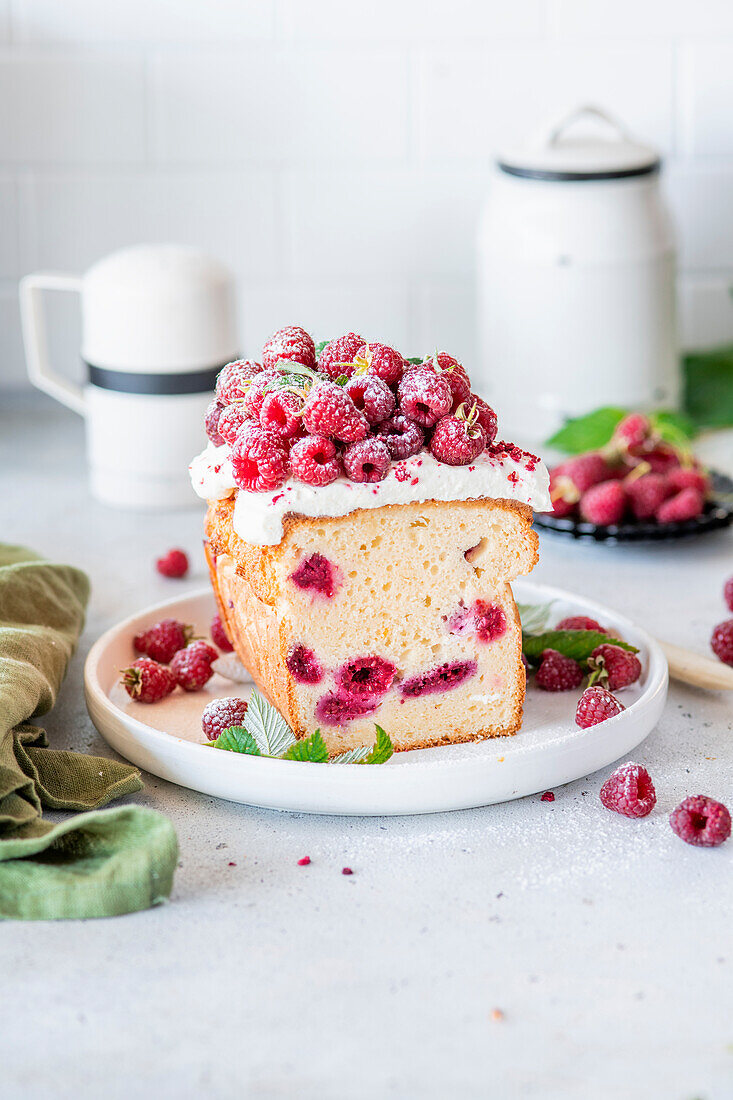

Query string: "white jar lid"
[[497, 105, 660, 181], [81, 244, 238, 373]]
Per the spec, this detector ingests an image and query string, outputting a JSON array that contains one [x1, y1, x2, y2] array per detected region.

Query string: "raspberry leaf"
[[315, 339, 330, 356], [243, 688, 297, 756], [546, 406, 626, 454], [364, 725, 394, 765], [517, 601, 553, 634], [210, 725, 261, 755], [330, 745, 371, 764], [405, 356, 423, 365], [649, 409, 697, 449], [281, 729, 330, 763], [522, 630, 638, 666]]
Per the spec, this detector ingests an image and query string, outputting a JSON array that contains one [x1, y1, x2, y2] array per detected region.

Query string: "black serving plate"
[[534, 470, 733, 544]]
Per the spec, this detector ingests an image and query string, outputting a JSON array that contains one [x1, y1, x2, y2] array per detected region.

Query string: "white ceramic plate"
[[84, 582, 668, 816]]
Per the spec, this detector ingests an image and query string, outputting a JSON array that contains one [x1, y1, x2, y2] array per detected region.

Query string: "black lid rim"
[[497, 160, 661, 182]]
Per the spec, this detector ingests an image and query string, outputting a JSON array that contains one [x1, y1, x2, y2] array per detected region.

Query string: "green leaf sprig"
[[209, 689, 395, 765], [546, 405, 698, 456]]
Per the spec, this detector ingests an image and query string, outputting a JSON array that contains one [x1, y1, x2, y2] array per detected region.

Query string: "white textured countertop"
[[1, 395, 731, 1100]]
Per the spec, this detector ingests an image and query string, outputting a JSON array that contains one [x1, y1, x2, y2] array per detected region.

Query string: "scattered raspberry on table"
[[710, 619, 733, 667], [599, 762, 655, 817], [669, 795, 731, 847], [156, 548, 189, 578]]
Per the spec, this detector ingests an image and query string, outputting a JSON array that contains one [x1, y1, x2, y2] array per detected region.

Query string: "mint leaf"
[[331, 745, 371, 764], [315, 339, 330, 356], [244, 689, 296, 756], [405, 356, 423, 365], [683, 347, 733, 429], [546, 406, 626, 454], [281, 729, 330, 762], [364, 725, 394, 764], [522, 630, 638, 665], [517, 601, 553, 634], [211, 725, 261, 755]]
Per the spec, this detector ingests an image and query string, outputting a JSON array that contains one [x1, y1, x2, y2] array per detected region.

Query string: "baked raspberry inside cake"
[[191, 330, 551, 756]]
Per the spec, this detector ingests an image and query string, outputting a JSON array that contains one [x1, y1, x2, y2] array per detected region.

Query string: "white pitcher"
[[477, 106, 678, 446], [20, 244, 238, 509]]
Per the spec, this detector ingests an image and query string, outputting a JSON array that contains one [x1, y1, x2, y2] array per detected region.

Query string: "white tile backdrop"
[[1, 0, 732, 389]]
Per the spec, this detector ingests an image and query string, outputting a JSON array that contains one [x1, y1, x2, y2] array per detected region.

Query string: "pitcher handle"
[[19, 272, 85, 416]]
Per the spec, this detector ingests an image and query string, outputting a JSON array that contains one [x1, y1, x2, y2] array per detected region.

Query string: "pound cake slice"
[[191, 328, 551, 757]]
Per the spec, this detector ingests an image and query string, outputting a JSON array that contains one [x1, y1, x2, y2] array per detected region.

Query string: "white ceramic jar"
[[477, 106, 678, 446], [20, 244, 238, 509]]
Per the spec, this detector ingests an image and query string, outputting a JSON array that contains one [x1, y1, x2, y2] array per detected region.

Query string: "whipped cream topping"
[[190, 441, 551, 546]]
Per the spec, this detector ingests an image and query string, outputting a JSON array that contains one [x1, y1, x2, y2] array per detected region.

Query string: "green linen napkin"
[[0, 545, 178, 920]]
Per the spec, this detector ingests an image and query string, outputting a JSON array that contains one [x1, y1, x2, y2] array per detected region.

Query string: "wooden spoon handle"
[[658, 640, 733, 690]]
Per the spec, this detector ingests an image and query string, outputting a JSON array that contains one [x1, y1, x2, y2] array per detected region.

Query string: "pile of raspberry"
[[120, 614, 234, 703], [204, 326, 503, 492], [547, 413, 710, 526]]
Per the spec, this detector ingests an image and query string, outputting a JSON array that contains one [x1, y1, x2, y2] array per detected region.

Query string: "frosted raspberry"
[[556, 616, 604, 632], [423, 352, 471, 407], [576, 686, 625, 728], [171, 643, 215, 691], [579, 480, 627, 525], [344, 373, 395, 425], [665, 467, 709, 496], [156, 548, 189, 578], [218, 402, 249, 445], [469, 395, 498, 446], [588, 644, 641, 690], [725, 577, 733, 613], [317, 333, 366, 380], [230, 424, 289, 493], [430, 406, 485, 466], [133, 618, 193, 664], [187, 640, 219, 664], [290, 434, 341, 487], [400, 660, 477, 697], [670, 795, 731, 846], [286, 644, 324, 684], [204, 400, 225, 446], [201, 696, 248, 741], [290, 553, 340, 598], [259, 389, 303, 439], [375, 414, 425, 460], [303, 380, 368, 443], [711, 619, 733, 666], [210, 614, 233, 653], [314, 692, 379, 726], [357, 342, 405, 386], [613, 412, 651, 450], [262, 325, 315, 372], [397, 366, 452, 427], [336, 656, 396, 699], [240, 370, 280, 419], [599, 761, 655, 815], [535, 649, 584, 692], [655, 487, 704, 524], [626, 473, 669, 520], [120, 657, 176, 704], [342, 438, 391, 483], [215, 360, 262, 406]]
